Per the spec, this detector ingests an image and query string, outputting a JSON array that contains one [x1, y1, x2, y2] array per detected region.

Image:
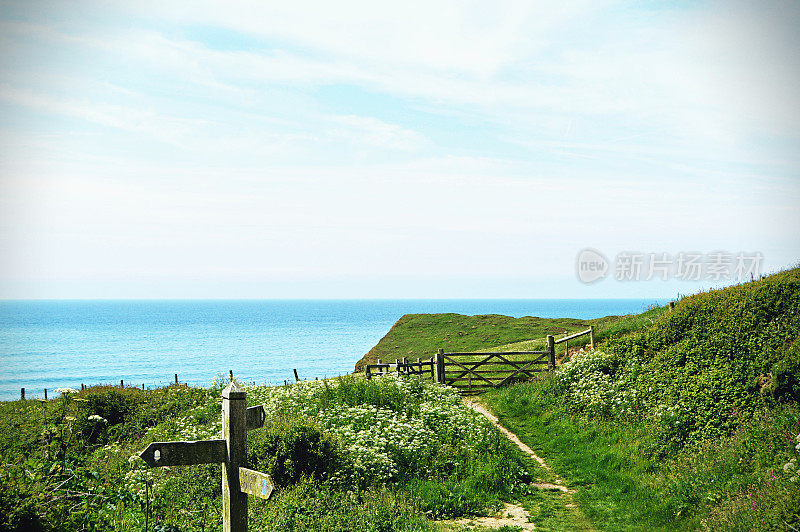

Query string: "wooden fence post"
[[120, 379, 124, 388], [546, 335, 555, 371], [669, 301, 675, 312], [44, 388, 47, 400], [564, 331, 569, 357], [293, 369, 299, 382], [435, 348, 445, 384], [589, 325, 595, 350], [222, 381, 247, 532], [20, 388, 24, 400], [175, 374, 179, 384]]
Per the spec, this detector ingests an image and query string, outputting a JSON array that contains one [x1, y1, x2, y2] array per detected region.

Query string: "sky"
[[0, 0, 799, 299]]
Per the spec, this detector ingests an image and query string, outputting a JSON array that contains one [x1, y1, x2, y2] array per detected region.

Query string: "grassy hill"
[[484, 266, 800, 530]]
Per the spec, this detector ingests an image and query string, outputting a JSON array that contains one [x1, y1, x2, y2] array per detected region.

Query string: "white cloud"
[[0, 83, 204, 145], [121, 0, 606, 76], [328, 115, 425, 151]]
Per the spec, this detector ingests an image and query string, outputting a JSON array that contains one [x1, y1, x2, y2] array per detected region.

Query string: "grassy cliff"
[[354, 307, 668, 372], [354, 313, 592, 371]]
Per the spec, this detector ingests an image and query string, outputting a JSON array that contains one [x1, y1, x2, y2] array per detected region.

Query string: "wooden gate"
[[437, 347, 552, 394], [362, 327, 595, 395]]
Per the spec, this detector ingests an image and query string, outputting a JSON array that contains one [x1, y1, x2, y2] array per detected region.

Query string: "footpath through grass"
[[484, 267, 800, 531]]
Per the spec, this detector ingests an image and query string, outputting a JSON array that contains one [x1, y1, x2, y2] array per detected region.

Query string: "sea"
[[0, 299, 664, 401]]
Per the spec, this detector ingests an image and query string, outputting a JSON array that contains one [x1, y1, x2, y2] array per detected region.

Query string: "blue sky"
[[1, 0, 799, 299]]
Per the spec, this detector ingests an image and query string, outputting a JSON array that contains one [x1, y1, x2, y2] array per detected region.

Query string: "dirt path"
[[442, 398, 595, 531], [441, 501, 536, 531], [463, 398, 573, 494]]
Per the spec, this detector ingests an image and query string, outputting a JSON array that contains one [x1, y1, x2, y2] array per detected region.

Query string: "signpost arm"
[[222, 381, 248, 532]]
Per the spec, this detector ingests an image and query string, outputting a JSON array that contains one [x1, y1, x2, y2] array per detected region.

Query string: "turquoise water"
[[0, 299, 663, 401]]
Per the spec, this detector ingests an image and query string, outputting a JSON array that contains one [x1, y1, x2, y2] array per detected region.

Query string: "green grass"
[[354, 314, 597, 371], [355, 307, 671, 373], [485, 383, 800, 531], [484, 384, 677, 531], [481, 266, 800, 531], [0, 375, 545, 531]]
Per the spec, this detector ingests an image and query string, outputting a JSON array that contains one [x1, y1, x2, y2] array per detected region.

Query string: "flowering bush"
[[115, 374, 529, 522], [242, 375, 503, 488], [555, 348, 644, 419]]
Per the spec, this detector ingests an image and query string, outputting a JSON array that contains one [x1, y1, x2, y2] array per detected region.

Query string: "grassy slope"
[[484, 267, 800, 531], [354, 309, 667, 372], [0, 376, 548, 531]]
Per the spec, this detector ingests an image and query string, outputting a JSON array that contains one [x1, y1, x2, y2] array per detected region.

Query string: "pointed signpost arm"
[[245, 405, 265, 430], [139, 440, 226, 467], [239, 467, 274, 500]]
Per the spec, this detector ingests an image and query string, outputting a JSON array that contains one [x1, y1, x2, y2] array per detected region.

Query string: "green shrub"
[[773, 334, 800, 403], [247, 421, 342, 488], [249, 477, 435, 532], [596, 267, 800, 450]]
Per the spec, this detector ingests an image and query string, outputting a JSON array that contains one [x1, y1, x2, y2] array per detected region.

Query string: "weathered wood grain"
[[245, 405, 265, 431], [139, 440, 226, 467], [222, 381, 247, 532], [553, 328, 592, 344]]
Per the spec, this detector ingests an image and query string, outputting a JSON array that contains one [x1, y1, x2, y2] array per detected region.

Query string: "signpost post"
[[139, 381, 273, 532]]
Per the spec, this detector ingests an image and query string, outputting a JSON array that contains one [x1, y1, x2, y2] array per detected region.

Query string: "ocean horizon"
[[0, 298, 665, 401]]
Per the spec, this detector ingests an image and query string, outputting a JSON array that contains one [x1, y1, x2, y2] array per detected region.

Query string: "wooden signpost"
[[139, 381, 273, 532]]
